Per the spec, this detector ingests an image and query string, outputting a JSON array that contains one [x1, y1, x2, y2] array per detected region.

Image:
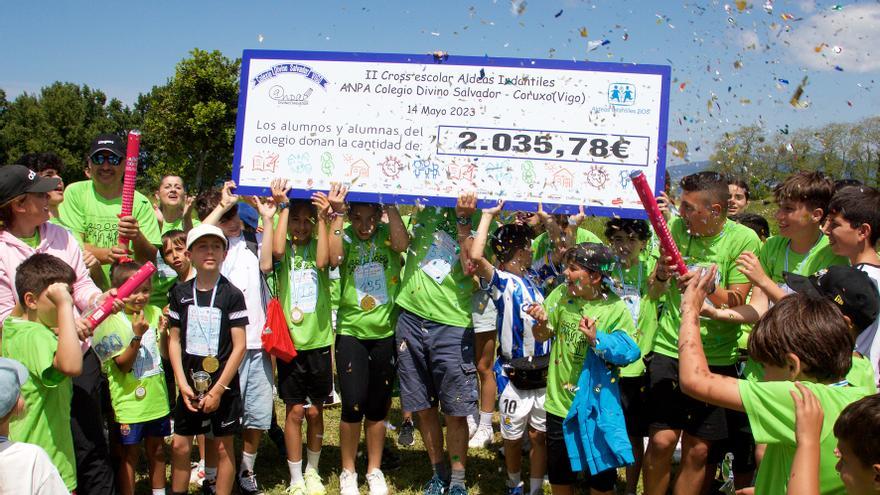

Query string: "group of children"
[[2, 161, 880, 495]]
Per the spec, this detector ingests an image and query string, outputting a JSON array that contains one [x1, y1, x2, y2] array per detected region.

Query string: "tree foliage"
[[140, 48, 240, 191], [0, 82, 139, 182]]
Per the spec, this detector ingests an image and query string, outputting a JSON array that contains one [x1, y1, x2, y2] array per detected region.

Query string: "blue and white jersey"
[[488, 268, 551, 361]]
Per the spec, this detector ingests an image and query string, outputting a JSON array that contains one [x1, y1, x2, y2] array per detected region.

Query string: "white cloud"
[[739, 30, 760, 49], [797, 0, 816, 14], [786, 3, 880, 73]]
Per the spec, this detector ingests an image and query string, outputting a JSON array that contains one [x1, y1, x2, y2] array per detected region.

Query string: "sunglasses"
[[91, 153, 122, 166]]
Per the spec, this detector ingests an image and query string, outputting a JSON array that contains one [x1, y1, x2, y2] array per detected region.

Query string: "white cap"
[[185, 224, 228, 250]]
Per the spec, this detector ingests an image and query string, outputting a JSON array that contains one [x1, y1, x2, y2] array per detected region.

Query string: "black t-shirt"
[[168, 275, 249, 391]]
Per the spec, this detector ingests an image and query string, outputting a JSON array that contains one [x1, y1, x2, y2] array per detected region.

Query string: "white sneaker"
[[366, 469, 389, 495], [467, 414, 478, 438], [339, 469, 358, 495], [304, 468, 326, 495], [468, 425, 494, 448]]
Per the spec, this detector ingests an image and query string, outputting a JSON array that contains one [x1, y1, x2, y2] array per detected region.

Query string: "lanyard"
[[616, 260, 643, 293], [829, 379, 849, 387], [292, 242, 311, 305], [784, 234, 823, 275], [192, 279, 219, 356], [356, 238, 378, 267]]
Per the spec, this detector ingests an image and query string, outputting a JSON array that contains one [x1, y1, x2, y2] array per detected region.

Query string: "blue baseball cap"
[[0, 357, 29, 417], [237, 202, 259, 230]]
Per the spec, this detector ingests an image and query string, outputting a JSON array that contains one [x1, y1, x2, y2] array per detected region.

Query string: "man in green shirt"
[[678, 267, 872, 495], [643, 172, 762, 495], [59, 134, 161, 285]]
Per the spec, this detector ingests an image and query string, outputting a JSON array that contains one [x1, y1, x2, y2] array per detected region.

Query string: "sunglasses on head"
[[91, 153, 122, 166]]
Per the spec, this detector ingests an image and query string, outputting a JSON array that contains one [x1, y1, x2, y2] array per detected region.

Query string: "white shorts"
[[471, 289, 498, 334], [498, 382, 547, 440]]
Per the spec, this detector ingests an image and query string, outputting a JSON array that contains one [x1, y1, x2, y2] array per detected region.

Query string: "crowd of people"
[[0, 132, 879, 495]]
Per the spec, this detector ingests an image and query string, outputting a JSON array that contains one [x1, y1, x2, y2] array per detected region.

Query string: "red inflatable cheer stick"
[[83, 261, 156, 329], [117, 130, 140, 263], [629, 171, 689, 277]]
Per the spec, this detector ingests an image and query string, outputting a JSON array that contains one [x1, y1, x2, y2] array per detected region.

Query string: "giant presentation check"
[[232, 50, 670, 217]]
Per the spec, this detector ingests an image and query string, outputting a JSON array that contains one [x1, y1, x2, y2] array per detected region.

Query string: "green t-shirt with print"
[[740, 380, 872, 495], [758, 234, 848, 286], [542, 284, 637, 418], [654, 218, 762, 365], [337, 224, 402, 340], [609, 253, 658, 377], [1, 317, 77, 490], [276, 238, 332, 350], [395, 207, 473, 328], [58, 180, 161, 279], [104, 305, 170, 424], [150, 216, 200, 308], [531, 228, 602, 263]]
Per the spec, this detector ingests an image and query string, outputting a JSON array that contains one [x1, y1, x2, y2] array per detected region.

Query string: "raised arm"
[[469, 200, 504, 282], [386, 204, 410, 254], [325, 183, 348, 269], [455, 193, 478, 273], [251, 195, 277, 274], [271, 180, 291, 261], [312, 192, 331, 270], [202, 181, 238, 226]]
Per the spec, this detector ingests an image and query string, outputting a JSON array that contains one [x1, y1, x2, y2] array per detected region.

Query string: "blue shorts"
[[395, 310, 478, 417], [238, 349, 274, 430], [118, 416, 172, 445]]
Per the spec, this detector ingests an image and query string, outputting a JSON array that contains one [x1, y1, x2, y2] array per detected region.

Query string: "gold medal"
[[202, 356, 220, 373], [360, 295, 377, 311], [135, 386, 146, 399], [291, 306, 304, 324]]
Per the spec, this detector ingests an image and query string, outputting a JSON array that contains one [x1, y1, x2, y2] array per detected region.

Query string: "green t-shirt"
[[609, 253, 658, 377], [58, 180, 161, 279], [19, 230, 40, 248], [395, 207, 473, 328], [740, 380, 872, 495], [277, 239, 333, 350], [104, 305, 170, 424], [654, 218, 762, 365], [758, 234, 848, 285], [1, 317, 76, 490], [336, 224, 402, 340], [743, 355, 878, 394], [543, 284, 637, 417], [531, 228, 602, 263], [150, 216, 201, 308]]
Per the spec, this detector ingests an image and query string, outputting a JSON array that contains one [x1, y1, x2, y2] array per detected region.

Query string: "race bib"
[[92, 313, 134, 363], [290, 268, 319, 313], [186, 306, 222, 356], [621, 285, 641, 324], [133, 328, 163, 380], [354, 262, 388, 306], [420, 231, 458, 284], [687, 263, 721, 312]]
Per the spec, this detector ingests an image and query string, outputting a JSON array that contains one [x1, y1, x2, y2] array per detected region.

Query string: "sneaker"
[[304, 468, 326, 495], [381, 446, 401, 471], [286, 480, 307, 495], [506, 482, 525, 495], [468, 426, 493, 449], [238, 470, 263, 495], [467, 414, 478, 438], [190, 460, 206, 485], [423, 475, 447, 495], [201, 479, 217, 495], [448, 484, 468, 495], [366, 469, 389, 495], [398, 418, 416, 447], [339, 469, 358, 495]]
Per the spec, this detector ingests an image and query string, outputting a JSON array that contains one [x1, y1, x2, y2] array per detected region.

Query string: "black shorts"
[[708, 409, 756, 472], [277, 346, 333, 405], [546, 413, 618, 489], [620, 375, 648, 438], [646, 353, 737, 441], [173, 391, 242, 437], [336, 334, 396, 423]]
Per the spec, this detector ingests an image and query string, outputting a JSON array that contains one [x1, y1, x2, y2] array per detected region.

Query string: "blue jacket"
[[562, 330, 640, 475]]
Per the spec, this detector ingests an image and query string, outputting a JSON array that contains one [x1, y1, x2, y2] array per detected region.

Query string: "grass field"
[[135, 397, 643, 494]]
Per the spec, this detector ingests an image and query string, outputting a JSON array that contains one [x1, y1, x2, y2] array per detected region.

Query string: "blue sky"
[[2, 0, 877, 162]]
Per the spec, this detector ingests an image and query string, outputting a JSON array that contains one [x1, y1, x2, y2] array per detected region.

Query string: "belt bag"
[[506, 354, 550, 390]]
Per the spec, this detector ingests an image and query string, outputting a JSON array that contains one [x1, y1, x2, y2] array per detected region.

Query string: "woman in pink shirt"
[[0, 164, 103, 322]]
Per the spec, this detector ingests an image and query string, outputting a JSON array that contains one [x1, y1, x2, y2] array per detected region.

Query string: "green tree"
[[0, 82, 139, 182], [140, 48, 240, 190]]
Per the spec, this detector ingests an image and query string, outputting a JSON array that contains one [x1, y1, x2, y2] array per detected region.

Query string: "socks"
[[530, 478, 544, 495], [433, 462, 450, 483], [240, 451, 256, 474], [306, 448, 321, 472], [288, 459, 303, 485], [507, 471, 521, 488], [152, 489, 166, 495], [450, 468, 466, 488], [479, 411, 493, 428], [204, 467, 217, 483]]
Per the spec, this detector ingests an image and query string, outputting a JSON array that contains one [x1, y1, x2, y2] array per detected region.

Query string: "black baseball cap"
[[784, 265, 880, 332], [88, 133, 125, 159], [0, 164, 62, 205], [564, 242, 616, 276]]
